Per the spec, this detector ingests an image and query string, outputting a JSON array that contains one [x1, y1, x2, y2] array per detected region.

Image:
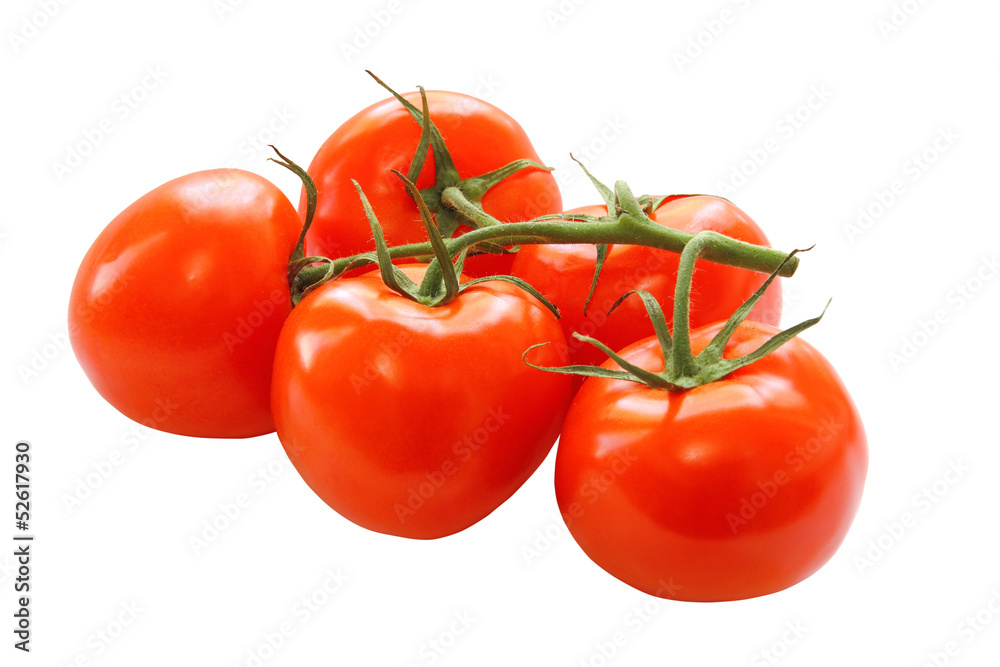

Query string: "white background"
[[2, 0, 999, 665]]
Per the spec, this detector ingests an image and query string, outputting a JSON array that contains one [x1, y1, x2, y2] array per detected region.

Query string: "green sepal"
[[462, 159, 554, 204], [571, 154, 616, 212], [566, 158, 619, 316], [647, 195, 670, 213], [460, 275, 561, 319], [352, 179, 423, 302], [607, 290, 673, 361], [392, 170, 460, 302], [703, 300, 830, 383], [522, 343, 641, 383], [452, 248, 471, 277], [366, 71, 457, 177], [698, 247, 809, 365], [267, 145, 317, 288], [407, 85, 434, 183], [570, 333, 674, 388], [583, 243, 608, 316]]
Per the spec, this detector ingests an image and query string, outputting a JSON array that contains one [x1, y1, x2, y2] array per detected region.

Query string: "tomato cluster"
[[69, 76, 867, 602]]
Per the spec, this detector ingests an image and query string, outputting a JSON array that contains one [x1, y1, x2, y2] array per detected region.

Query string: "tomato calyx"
[[349, 171, 560, 315], [524, 232, 828, 391], [268, 146, 345, 305], [367, 71, 552, 255]]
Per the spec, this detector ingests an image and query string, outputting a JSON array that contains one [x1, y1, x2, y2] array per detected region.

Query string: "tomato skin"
[[511, 197, 782, 368], [302, 91, 562, 277], [69, 169, 300, 438], [271, 266, 573, 539], [555, 322, 868, 601]]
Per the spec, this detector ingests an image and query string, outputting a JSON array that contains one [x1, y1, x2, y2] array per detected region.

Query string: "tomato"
[[511, 196, 782, 368], [302, 90, 562, 277], [271, 265, 573, 539], [69, 169, 301, 438], [555, 321, 867, 601]]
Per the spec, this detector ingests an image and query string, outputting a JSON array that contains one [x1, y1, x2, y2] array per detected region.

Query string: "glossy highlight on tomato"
[[512, 196, 782, 367], [555, 321, 868, 601], [271, 265, 573, 539], [69, 169, 301, 438]]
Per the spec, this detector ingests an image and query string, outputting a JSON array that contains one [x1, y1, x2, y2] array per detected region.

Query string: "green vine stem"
[[293, 181, 798, 293], [277, 75, 801, 303]]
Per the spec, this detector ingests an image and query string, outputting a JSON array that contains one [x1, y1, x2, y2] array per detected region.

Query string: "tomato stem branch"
[[285, 76, 800, 304], [525, 236, 824, 391], [294, 202, 798, 289]]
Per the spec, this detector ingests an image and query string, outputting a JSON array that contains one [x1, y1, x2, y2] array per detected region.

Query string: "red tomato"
[[69, 170, 301, 438], [555, 321, 867, 601], [511, 197, 782, 367], [271, 265, 573, 539], [302, 91, 562, 277]]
